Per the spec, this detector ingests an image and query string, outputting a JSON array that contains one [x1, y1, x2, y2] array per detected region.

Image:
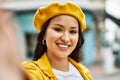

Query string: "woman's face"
[[44, 15, 79, 59]]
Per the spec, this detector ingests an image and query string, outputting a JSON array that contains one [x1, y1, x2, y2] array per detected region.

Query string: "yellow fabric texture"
[[34, 2, 86, 32], [23, 53, 93, 80]]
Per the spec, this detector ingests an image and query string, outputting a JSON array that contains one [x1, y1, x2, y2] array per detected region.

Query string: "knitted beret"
[[34, 2, 86, 32]]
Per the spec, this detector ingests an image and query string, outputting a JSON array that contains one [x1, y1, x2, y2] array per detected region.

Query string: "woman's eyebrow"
[[53, 23, 78, 29], [71, 27, 78, 29], [53, 24, 64, 27]]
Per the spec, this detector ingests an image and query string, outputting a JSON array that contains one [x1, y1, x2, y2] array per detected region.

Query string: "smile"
[[58, 44, 69, 48], [56, 43, 71, 50]]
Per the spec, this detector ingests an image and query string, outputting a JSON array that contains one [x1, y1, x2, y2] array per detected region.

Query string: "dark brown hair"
[[33, 18, 84, 62]]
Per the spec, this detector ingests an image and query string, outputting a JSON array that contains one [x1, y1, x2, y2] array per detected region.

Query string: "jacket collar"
[[37, 53, 56, 78], [68, 57, 91, 80], [36, 53, 91, 80]]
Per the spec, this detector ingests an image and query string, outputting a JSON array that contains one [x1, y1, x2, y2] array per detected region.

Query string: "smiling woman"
[[23, 2, 93, 80]]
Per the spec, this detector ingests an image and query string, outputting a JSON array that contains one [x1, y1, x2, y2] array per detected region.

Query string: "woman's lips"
[[56, 43, 70, 51]]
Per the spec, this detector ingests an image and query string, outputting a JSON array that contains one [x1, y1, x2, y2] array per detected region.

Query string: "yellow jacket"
[[23, 53, 93, 80]]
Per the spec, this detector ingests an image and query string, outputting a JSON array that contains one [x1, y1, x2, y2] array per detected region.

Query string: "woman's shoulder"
[[22, 60, 39, 70], [77, 63, 90, 73], [22, 60, 43, 80], [69, 58, 90, 73], [69, 58, 93, 79], [77, 63, 93, 79], [69, 58, 91, 74]]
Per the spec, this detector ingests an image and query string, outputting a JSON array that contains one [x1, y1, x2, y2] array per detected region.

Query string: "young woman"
[[23, 2, 93, 80]]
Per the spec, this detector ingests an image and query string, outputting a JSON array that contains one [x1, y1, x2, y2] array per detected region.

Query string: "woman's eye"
[[70, 30, 77, 34], [54, 28, 62, 32]]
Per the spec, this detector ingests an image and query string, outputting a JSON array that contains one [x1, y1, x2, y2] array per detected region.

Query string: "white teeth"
[[58, 44, 68, 48]]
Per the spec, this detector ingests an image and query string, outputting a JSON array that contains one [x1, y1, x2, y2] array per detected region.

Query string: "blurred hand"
[[0, 9, 25, 80]]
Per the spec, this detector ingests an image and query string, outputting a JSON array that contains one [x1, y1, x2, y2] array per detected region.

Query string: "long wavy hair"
[[33, 18, 84, 62]]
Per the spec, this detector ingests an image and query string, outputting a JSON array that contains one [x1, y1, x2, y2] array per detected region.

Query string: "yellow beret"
[[34, 2, 86, 32]]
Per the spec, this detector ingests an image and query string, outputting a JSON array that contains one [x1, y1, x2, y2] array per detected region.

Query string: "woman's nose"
[[61, 32, 70, 43]]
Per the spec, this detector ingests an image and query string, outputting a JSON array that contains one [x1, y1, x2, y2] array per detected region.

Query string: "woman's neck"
[[46, 53, 69, 72]]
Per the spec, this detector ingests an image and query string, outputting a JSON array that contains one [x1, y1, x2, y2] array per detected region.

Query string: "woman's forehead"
[[51, 15, 77, 21], [49, 15, 78, 27]]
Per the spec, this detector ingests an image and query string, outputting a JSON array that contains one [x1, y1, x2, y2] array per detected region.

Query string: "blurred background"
[[0, 0, 120, 80]]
